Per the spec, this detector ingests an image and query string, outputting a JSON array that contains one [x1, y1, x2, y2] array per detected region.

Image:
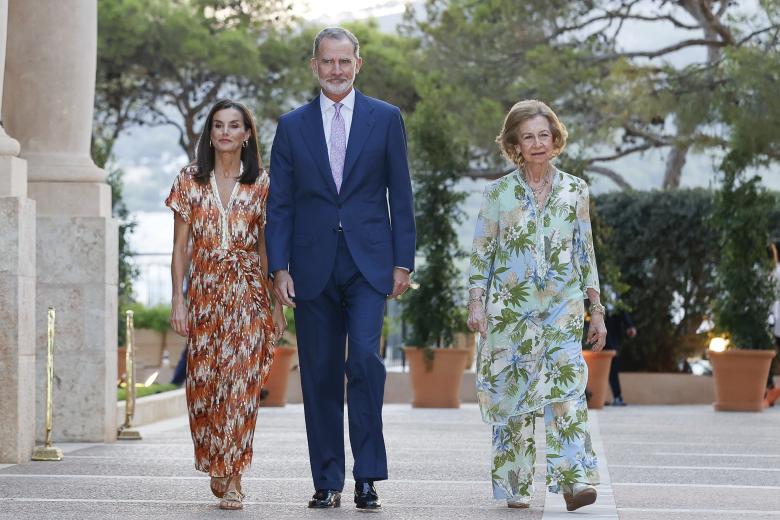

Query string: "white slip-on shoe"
[[563, 483, 597, 512], [506, 496, 531, 509]]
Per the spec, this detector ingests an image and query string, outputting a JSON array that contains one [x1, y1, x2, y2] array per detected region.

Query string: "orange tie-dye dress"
[[165, 164, 275, 477]]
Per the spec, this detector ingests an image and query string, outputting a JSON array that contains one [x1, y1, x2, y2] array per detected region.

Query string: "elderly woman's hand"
[[467, 301, 488, 339], [587, 313, 607, 351]]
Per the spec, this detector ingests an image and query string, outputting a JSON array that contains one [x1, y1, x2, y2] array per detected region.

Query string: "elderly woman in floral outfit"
[[467, 99, 607, 512]]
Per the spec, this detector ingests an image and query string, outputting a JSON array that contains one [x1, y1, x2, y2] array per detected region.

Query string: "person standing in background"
[[602, 286, 637, 406], [768, 242, 780, 390]]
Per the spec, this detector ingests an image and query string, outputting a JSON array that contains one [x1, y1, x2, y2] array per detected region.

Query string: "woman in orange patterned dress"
[[166, 99, 285, 510]]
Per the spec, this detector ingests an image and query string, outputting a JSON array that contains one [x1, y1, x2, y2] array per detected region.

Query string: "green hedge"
[[595, 189, 718, 371], [594, 188, 780, 372], [125, 303, 171, 332], [117, 383, 178, 401], [118, 303, 171, 346]]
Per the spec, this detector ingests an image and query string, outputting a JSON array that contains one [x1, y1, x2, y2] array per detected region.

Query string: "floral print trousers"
[[491, 394, 599, 499]]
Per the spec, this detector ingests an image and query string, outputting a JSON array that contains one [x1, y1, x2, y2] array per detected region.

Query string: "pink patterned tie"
[[329, 102, 346, 192]]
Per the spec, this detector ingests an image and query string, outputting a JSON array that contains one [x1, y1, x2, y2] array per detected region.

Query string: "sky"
[[118, 1, 779, 304], [299, 0, 407, 21]]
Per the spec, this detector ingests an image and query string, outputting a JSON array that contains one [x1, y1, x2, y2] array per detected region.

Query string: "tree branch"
[[585, 165, 633, 190], [596, 38, 728, 62], [737, 25, 780, 47], [588, 143, 654, 163], [624, 124, 670, 147], [695, 0, 736, 45]]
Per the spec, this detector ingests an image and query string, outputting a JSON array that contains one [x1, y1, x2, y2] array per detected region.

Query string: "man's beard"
[[319, 76, 353, 96]]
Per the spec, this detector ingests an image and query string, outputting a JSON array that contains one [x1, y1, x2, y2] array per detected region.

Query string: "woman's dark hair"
[[193, 99, 262, 185]]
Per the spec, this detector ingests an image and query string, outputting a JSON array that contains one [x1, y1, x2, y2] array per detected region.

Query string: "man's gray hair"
[[312, 27, 360, 58]]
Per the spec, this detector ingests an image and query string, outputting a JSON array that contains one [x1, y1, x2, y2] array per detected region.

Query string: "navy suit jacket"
[[266, 90, 416, 300]]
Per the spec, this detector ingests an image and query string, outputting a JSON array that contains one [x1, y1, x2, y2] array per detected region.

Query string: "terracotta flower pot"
[[582, 350, 616, 410], [403, 347, 468, 408], [452, 332, 477, 370], [260, 346, 297, 407], [710, 349, 776, 412]]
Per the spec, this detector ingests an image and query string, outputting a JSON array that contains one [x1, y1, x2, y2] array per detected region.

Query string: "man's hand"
[[273, 270, 296, 308], [388, 267, 411, 299]]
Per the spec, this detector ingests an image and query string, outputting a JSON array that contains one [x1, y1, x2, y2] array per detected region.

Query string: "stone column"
[[0, 0, 36, 463], [4, 0, 117, 442]]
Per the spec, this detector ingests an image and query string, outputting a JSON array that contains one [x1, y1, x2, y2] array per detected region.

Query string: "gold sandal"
[[210, 476, 229, 498], [218, 477, 244, 510]]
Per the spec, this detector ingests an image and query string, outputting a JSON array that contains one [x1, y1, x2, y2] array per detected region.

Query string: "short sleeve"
[[165, 169, 192, 224]]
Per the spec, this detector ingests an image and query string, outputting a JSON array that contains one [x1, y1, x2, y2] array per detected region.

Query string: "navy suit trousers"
[[294, 232, 388, 491]]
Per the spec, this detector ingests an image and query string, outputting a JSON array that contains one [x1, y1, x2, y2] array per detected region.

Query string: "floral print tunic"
[[165, 165, 275, 477], [468, 168, 600, 425]]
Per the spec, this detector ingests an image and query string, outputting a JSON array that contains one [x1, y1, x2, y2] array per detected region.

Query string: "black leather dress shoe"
[[354, 480, 381, 510], [308, 489, 341, 508]]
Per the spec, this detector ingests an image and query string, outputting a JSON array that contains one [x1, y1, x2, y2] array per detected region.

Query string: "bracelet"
[[589, 302, 606, 315]]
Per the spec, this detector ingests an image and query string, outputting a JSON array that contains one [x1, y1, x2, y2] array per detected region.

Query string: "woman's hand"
[[170, 299, 189, 337], [587, 312, 607, 351], [272, 304, 287, 343], [467, 301, 489, 339]]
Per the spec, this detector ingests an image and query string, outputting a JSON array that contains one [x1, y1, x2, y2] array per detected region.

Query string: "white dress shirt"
[[320, 88, 355, 154]]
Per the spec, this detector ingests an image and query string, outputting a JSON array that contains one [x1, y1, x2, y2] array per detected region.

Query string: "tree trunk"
[[662, 143, 690, 189]]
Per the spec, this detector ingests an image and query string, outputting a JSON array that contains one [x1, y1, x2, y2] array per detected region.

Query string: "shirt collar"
[[319, 88, 356, 114]]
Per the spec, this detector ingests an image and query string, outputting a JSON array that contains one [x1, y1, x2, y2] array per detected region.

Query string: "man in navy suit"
[[266, 27, 415, 510]]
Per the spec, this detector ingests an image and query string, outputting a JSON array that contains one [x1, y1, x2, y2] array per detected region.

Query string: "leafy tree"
[[712, 153, 775, 350], [95, 0, 303, 160], [343, 20, 422, 113], [406, 0, 780, 189], [401, 77, 469, 348], [92, 139, 139, 346], [710, 26, 780, 349]]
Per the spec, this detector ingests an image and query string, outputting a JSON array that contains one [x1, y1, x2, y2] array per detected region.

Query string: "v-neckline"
[[210, 174, 239, 212], [518, 166, 559, 214]]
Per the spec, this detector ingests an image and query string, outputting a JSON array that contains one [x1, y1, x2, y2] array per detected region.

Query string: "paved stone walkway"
[[0, 403, 778, 519]]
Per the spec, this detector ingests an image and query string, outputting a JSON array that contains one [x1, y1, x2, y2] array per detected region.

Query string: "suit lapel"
[[342, 90, 375, 187], [300, 96, 339, 197]]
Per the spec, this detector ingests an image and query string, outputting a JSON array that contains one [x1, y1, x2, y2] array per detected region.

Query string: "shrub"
[[594, 189, 719, 371], [122, 302, 171, 336]]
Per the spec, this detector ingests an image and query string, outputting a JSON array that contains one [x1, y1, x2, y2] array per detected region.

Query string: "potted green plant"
[[119, 303, 171, 381], [261, 306, 298, 407], [581, 312, 616, 410], [709, 155, 776, 411], [401, 80, 469, 408], [578, 178, 625, 409]]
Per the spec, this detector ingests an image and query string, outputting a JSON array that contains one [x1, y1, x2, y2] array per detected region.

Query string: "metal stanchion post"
[[31, 307, 63, 461], [117, 310, 142, 440]]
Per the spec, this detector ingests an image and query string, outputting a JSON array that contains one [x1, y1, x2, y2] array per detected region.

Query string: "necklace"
[[523, 165, 552, 202]]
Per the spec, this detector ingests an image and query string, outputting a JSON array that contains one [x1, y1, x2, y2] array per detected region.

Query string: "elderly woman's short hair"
[[496, 100, 568, 166], [312, 27, 360, 58]]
